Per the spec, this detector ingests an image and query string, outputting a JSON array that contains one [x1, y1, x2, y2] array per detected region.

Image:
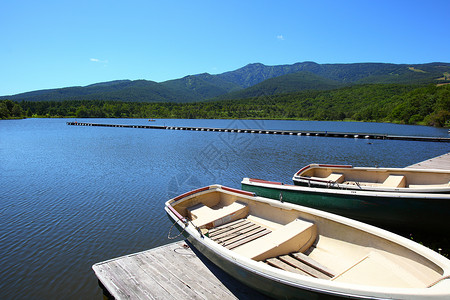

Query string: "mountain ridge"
[[2, 61, 449, 102]]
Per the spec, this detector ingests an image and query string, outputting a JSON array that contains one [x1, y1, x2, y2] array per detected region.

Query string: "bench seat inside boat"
[[232, 218, 317, 261], [187, 201, 249, 229], [306, 173, 345, 183], [382, 174, 406, 188], [325, 173, 345, 183], [266, 251, 336, 279]]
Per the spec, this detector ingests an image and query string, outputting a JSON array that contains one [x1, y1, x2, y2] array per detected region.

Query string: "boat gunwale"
[[296, 164, 450, 175], [165, 184, 450, 299], [293, 164, 450, 193]]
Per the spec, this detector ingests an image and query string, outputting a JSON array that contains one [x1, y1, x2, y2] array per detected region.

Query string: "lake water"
[[1, 118, 449, 299]]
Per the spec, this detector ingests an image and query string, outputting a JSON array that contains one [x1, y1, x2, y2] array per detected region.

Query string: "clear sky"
[[1, 0, 449, 96]]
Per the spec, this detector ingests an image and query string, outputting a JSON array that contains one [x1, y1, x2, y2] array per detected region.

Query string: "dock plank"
[[134, 252, 209, 299], [93, 241, 270, 300], [406, 152, 450, 170], [119, 255, 182, 299], [148, 246, 230, 299]]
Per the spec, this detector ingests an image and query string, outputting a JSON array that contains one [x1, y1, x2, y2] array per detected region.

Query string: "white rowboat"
[[293, 164, 450, 193], [165, 185, 450, 299]]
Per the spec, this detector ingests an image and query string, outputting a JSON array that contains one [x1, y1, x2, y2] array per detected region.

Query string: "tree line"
[[2, 83, 449, 127]]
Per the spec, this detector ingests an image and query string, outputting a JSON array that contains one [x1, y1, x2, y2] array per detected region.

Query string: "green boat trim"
[[241, 178, 450, 232]]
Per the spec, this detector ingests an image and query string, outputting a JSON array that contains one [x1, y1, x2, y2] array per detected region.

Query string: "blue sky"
[[1, 0, 449, 96]]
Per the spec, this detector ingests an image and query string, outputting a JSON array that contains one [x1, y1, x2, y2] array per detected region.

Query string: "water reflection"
[[0, 118, 448, 299]]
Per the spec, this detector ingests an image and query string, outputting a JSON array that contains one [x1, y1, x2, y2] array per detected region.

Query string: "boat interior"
[[297, 166, 450, 190], [171, 189, 446, 288]]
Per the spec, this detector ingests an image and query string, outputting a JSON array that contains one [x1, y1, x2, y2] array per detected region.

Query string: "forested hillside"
[[2, 62, 449, 103], [3, 84, 449, 127], [2, 61, 449, 127], [212, 71, 344, 100]]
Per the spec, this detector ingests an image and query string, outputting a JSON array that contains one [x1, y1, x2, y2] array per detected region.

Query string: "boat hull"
[[165, 185, 450, 299], [241, 178, 450, 232], [167, 213, 362, 299]]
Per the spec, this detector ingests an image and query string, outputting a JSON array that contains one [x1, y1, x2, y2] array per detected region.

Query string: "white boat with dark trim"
[[292, 164, 450, 193], [241, 177, 450, 231], [165, 184, 450, 299]]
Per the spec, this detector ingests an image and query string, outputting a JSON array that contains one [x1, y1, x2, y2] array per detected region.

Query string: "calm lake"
[[1, 118, 449, 299]]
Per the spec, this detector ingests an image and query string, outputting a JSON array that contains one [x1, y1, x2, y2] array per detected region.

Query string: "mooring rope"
[[167, 219, 187, 240]]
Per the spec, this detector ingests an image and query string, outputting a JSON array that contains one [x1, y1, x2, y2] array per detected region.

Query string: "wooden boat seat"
[[187, 201, 249, 229], [325, 173, 345, 183], [232, 218, 317, 261], [382, 175, 406, 188], [306, 173, 345, 183], [208, 219, 272, 250], [266, 252, 336, 279]]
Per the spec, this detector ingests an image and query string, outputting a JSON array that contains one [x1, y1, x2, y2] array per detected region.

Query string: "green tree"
[[11, 103, 23, 117], [75, 106, 89, 118], [0, 102, 9, 118]]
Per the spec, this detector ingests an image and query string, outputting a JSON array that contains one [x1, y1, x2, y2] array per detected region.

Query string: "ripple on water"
[[1, 118, 448, 299]]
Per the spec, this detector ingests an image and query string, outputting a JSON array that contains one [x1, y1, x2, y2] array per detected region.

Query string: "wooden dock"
[[93, 153, 450, 299], [67, 122, 450, 143], [92, 241, 270, 300], [407, 152, 450, 170]]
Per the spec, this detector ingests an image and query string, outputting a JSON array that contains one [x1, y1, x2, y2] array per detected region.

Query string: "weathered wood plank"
[[225, 228, 272, 250], [119, 254, 185, 299], [291, 252, 336, 278], [279, 255, 331, 280], [208, 219, 247, 235], [94, 262, 140, 299], [210, 222, 256, 240], [93, 241, 271, 300], [213, 224, 261, 244], [97, 259, 164, 299], [218, 226, 264, 245], [150, 243, 237, 298], [148, 245, 234, 299], [266, 258, 311, 276], [406, 152, 450, 170]]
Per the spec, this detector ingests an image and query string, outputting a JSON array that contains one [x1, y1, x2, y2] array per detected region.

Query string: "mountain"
[[216, 62, 315, 88], [160, 73, 242, 100], [2, 62, 449, 102], [2, 80, 193, 103], [221, 62, 450, 86], [213, 62, 450, 99], [213, 71, 344, 100], [0, 75, 241, 103]]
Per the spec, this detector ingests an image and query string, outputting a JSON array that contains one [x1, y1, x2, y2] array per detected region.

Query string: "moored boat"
[[241, 177, 450, 232], [165, 184, 450, 299], [293, 164, 450, 193]]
